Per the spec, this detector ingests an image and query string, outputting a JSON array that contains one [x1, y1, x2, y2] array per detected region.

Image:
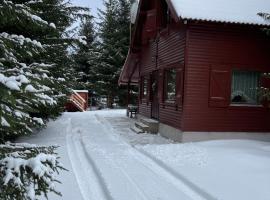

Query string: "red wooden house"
[[119, 0, 270, 141]]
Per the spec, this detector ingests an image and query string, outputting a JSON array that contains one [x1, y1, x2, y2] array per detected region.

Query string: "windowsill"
[[163, 100, 176, 106], [230, 103, 263, 107]]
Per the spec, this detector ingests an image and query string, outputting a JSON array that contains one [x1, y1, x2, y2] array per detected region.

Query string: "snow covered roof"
[[73, 90, 88, 93], [170, 0, 270, 26]]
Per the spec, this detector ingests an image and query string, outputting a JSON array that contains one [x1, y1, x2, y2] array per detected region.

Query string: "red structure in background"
[[65, 90, 89, 112]]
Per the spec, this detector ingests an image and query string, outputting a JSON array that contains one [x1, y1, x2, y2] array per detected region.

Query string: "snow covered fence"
[[0, 142, 66, 200]]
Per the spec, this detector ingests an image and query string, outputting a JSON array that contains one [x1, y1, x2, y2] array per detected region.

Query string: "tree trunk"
[[107, 94, 114, 108]]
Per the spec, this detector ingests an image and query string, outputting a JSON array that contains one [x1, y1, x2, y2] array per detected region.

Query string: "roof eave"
[[180, 17, 270, 28]]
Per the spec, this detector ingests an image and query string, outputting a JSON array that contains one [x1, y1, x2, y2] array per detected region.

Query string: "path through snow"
[[19, 110, 270, 200], [19, 110, 210, 200]]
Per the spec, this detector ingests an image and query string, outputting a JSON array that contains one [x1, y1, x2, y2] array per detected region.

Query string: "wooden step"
[[140, 118, 159, 124], [135, 122, 149, 132], [140, 118, 159, 134], [130, 126, 144, 134]]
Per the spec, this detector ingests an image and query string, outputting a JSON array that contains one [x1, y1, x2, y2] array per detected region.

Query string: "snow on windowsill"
[[230, 103, 263, 108]]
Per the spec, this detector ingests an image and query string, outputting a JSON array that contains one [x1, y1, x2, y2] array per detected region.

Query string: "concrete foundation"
[[137, 114, 270, 143], [181, 131, 270, 143], [159, 123, 183, 142]]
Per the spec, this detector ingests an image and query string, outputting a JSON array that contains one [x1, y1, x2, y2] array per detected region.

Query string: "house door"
[[151, 70, 159, 120]]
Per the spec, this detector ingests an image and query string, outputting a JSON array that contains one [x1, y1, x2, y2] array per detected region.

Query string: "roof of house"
[[73, 90, 88, 93], [170, 0, 270, 26], [119, 0, 270, 86]]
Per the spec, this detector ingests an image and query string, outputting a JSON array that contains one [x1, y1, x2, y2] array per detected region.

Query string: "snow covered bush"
[[0, 143, 65, 200]]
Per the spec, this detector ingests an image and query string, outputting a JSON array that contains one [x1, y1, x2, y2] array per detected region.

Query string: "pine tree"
[[0, 0, 90, 198], [73, 15, 99, 90], [0, 0, 91, 140], [27, 0, 93, 112], [95, 0, 131, 107], [0, 0, 59, 140]]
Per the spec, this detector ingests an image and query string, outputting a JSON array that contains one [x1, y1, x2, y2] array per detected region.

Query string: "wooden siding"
[[139, 102, 151, 118], [183, 23, 270, 132], [140, 41, 157, 74], [158, 26, 186, 66], [158, 25, 186, 129], [139, 39, 156, 120], [159, 105, 183, 129], [139, 23, 186, 129]]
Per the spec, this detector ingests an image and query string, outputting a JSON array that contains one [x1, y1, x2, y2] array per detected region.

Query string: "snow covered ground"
[[19, 110, 270, 200]]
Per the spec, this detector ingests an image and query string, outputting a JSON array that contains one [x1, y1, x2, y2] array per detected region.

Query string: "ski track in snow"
[[99, 114, 216, 200], [134, 148, 216, 200], [18, 110, 270, 200], [64, 111, 215, 200], [66, 118, 112, 200]]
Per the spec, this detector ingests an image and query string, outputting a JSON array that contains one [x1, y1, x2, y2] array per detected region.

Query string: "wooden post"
[[126, 82, 131, 117], [127, 82, 131, 106]]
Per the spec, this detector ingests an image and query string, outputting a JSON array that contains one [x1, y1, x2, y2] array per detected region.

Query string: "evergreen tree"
[[73, 15, 99, 89], [95, 0, 131, 107], [0, 0, 90, 198], [28, 0, 93, 110], [0, 0, 91, 140], [0, 0, 59, 140]]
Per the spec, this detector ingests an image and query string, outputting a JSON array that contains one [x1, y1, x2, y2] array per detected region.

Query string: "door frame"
[[151, 70, 159, 120]]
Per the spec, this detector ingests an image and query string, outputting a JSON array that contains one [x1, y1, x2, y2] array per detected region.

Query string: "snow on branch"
[[2, 0, 56, 29], [0, 32, 43, 49], [0, 143, 66, 200]]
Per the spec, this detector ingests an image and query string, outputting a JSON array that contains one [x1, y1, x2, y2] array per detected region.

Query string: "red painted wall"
[[139, 38, 156, 118], [139, 23, 186, 129], [183, 23, 270, 132], [158, 25, 186, 129], [139, 101, 152, 118]]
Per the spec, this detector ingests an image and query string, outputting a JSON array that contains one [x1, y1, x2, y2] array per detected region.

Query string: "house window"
[[231, 70, 261, 105], [165, 69, 176, 101], [142, 77, 148, 98]]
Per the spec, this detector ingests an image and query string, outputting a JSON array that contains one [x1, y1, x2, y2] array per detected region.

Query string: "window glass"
[[231, 70, 261, 104], [165, 69, 176, 101], [143, 78, 148, 97]]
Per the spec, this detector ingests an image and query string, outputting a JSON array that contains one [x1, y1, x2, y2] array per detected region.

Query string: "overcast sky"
[[70, 0, 104, 18]]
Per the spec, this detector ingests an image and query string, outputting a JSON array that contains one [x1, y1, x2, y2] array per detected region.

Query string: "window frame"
[[230, 69, 262, 106], [164, 67, 177, 104], [141, 75, 149, 100]]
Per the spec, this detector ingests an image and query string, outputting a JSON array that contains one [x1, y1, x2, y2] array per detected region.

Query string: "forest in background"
[[0, 0, 132, 199]]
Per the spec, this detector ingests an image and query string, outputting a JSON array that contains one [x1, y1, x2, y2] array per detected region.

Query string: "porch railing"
[[69, 90, 86, 112]]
